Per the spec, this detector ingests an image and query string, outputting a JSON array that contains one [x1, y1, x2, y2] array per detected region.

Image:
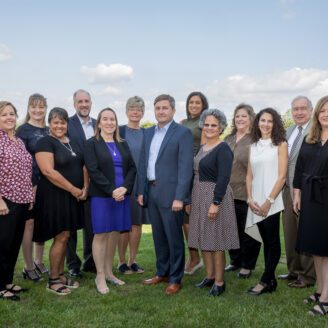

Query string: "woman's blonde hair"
[[0, 101, 18, 116], [95, 107, 122, 142], [25, 93, 47, 125], [306, 95, 328, 144]]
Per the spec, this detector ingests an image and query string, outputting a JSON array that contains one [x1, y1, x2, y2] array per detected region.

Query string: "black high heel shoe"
[[247, 281, 274, 296], [22, 268, 43, 282], [208, 282, 226, 296], [195, 278, 215, 288]]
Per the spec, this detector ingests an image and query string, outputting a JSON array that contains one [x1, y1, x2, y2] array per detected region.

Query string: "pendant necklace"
[[107, 143, 117, 156], [50, 134, 77, 156], [60, 141, 77, 156]]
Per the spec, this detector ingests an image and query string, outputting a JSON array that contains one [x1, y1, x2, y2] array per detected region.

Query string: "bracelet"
[[266, 196, 274, 204], [246, 198, 253, 204]]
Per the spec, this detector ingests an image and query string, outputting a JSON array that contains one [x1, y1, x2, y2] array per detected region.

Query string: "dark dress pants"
[[66, 199, 95, 271], [0, 199, 28, 290], [228, 200, 261, 269], [148, 186, 185, 284], [257, 212, 281, 284]]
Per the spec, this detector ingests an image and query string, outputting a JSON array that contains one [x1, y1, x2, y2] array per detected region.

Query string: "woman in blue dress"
[[84, 108, 136, 294]]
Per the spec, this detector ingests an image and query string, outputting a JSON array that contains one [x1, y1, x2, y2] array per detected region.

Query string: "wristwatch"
[[266, 196, 274, 204]]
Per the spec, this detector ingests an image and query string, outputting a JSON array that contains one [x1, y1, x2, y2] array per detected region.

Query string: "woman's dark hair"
[[186, 91, 209, 119], [48, 107, 69, 124], [251, 107, 286, 146]]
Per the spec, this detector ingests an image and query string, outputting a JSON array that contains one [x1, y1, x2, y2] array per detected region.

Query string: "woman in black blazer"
[[84, 108, 136, 294]]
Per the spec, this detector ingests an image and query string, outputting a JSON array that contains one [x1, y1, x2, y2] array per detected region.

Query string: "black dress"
[[33, 135, 84, 242], [294, 140, 328, 257]]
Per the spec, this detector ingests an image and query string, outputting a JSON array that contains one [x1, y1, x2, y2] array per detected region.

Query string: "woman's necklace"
[[107, 142, 117, 156], [50, 134, 77, 156]]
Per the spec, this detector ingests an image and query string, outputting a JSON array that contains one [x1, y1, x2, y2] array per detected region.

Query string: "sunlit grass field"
[[0, 224, 326, 327]]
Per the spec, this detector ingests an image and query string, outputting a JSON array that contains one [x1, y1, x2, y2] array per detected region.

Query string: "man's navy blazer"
[[68, 113, 96, 152], [137, 120, 193, 207]]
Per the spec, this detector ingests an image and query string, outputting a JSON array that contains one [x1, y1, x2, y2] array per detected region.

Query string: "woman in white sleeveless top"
[[245, 108, 288, 295]]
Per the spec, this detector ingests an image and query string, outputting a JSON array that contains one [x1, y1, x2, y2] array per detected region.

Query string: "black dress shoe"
[[208, 283, 226, 296], [247, 281, 275, 296], [82, 266, 97, 273], [68, 269, 83, 278], [195, 278, 215, 288], [225, 264, 239, 272]]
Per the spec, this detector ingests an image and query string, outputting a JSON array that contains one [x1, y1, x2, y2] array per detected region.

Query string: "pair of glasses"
[[203, 124, 218, 128]]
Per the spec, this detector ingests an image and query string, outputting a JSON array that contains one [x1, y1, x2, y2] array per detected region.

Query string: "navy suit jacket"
[[68, 114, 96, 152], [137, 121, 193, 208]]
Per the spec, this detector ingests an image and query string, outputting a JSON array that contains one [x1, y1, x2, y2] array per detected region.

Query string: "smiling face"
[[74, 91, 92, 118], [188, 95, 203, 119], [318, 101, 328, 130], [49, 116, 67, 140], [28, 100, 47, 123], [154, 100, 175, 127], [98, 109, 117, 137], [0, 105, 17, 133], [291, 98, 312, 126], [234, 108, 251, 133], [203, 115, 221, 140], [258, 112, 274, 139]]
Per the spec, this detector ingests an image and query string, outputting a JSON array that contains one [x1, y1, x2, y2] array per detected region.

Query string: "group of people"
[[0, 90, 327, 316]]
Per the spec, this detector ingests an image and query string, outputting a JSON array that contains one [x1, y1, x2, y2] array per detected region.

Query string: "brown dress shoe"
[[165, 283, 181, 295], [143, 276, 168, 285], [288, 279, 314, 288]]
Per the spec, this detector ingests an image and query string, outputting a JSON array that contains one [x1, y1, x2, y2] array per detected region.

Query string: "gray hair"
[[199, 108, 227, 134], [291, 96, 313, 109], [126, 96, 145, 113], [154, 94, 175, 109], [73, 89, 91, 102]]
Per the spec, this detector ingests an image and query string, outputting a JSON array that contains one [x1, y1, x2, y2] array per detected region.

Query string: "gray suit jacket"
[[286, 122, 311, 191], [137, 121, 193, 207]]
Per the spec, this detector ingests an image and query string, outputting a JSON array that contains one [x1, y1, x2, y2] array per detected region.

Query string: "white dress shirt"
[[288, 121, 310, 155], [147, 121, 173, 180], [78, 115, 94, 140]]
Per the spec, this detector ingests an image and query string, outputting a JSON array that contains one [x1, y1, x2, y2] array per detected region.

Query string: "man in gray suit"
[[279, 96, 315, 287], [137, 94, 193, 295]]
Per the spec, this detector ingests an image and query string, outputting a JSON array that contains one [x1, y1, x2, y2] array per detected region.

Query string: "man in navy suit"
[[137, 94, 193, 295], [66, 89, 96, 277]]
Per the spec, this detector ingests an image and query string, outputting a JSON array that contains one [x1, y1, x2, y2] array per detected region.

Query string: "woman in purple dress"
[[84, 108, 136, 294]]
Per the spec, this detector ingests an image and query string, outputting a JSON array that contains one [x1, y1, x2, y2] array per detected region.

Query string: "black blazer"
[[68, 114, 96, 152], [84, 136, 136, 197]]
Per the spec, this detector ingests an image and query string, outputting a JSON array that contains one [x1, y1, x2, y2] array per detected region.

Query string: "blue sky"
[[1, 0, 328, 123]]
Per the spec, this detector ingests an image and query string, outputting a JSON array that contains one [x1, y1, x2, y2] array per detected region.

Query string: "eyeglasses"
[[203, 123, 219, 128], [128, 107, 143, 113]]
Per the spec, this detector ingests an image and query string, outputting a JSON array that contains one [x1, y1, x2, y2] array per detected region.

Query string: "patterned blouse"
[[0, 129, 33, 203]]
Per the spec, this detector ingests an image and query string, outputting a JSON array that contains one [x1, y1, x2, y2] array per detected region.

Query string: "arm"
[[79, 166, 89, 200], [292, 144, 305, 214], [208, 144, 232, 219], [259, 141, 288, 216], [137, 135, 147, 206], [35, 152, 82, 198], [173, 129, 194, 211]]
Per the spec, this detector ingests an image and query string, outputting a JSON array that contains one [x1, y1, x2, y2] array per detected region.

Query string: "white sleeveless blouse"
[[245, 138, 284, 242]]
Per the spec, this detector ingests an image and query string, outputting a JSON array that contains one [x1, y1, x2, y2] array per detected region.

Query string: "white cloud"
[[81, 63, 134, 84], [204, 67, 328, 118], [0, 43, 12, 62], [96, 86, 122, 96]]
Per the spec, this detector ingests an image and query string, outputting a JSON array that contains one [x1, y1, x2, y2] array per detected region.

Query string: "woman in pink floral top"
[[0, 101, 33, 301]]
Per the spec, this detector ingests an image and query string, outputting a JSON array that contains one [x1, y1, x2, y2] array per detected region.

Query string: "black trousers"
[[257, 212, 281, 284], [228, 200, 261, 270], [66, 199, 95, 271], [0, 199, 28, 290]]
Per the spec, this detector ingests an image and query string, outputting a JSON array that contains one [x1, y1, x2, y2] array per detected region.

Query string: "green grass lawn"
[[0, 224, 326, 328]]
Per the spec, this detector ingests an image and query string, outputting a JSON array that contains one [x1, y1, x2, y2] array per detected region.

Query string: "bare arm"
[[246, 150, 261, 214], [36, 152, 82, 199]]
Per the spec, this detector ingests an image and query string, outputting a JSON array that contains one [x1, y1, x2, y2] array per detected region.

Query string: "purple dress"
[[90, 142, 132, 233]]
